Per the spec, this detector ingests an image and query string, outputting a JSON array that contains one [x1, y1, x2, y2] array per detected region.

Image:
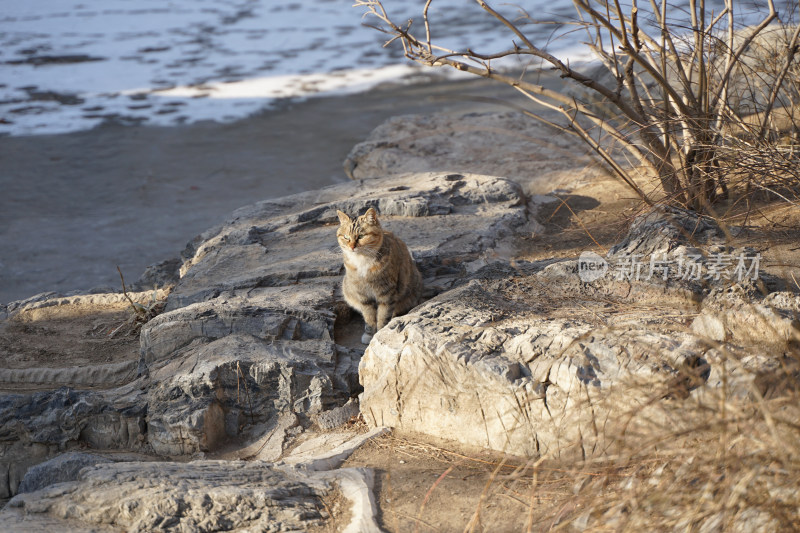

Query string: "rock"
[[343, 110, 608, 194], [359, 208, 799, 458], [3, 289, 169, 321], [359, 271, 705, 458], [0, 387, 146, 452], [313, 397, 360, 430], [144, 334, 353, 456], [132, 172, 528, 456], [692, 285, 800, 346], [0, 386, 147, 498], [606, 206, 722, 258], [0, 441, 53, 500], [17, 452, 113, 494], [140, 284, 338, 366], [327, 467, 382, 533], [132, 257, 182, 291], [2, 291, 60, 318], [282, 427, 389, 471], [3, 460, 335, 532], [167, 172, 527, 308], [4, 454, 385, 532], [219, 412, 301, 462]]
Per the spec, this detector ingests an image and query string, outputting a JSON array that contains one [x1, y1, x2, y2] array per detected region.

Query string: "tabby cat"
[[336, 207, 422, 344]]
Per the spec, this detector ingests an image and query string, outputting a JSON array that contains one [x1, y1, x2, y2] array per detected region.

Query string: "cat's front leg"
[[360, 303, 378, 345], [376, 303, 395, 331], [360, 303, 377, 332]]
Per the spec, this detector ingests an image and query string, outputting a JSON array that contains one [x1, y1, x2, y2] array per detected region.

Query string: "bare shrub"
[[356, 0, 800, 212]]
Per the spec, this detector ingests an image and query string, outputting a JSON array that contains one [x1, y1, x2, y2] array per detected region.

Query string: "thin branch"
[[648, 0, 701, 108], [759, 24, 800, 139], [423, 0, 433, 54], [710, 0, 778, 109], [574, 0, 695, 117], [475, 0, 536, 50], [560, 105, 654, 205]]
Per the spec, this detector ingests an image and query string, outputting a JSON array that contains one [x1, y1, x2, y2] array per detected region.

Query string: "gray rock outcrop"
[[359, 208, 800, 458], [343, 111, 608, 194], [0, 172, 529, 500], [5, 460, 338, 532], [138, 171, 528, 457], [16, 452, 113, 494], [0, 386, 147, 498]]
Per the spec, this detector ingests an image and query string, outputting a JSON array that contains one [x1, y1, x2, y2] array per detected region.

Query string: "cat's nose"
[[348, 243, 355, 250]]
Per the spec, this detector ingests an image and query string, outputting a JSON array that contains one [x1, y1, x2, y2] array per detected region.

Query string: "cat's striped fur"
[[336, 207, 422, 344]]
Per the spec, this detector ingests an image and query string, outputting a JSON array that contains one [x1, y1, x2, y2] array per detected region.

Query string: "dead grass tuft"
[[107, 266, 167, 337]]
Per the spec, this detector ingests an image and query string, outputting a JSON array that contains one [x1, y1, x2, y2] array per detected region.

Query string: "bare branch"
[[423, 0, 433, 54], [475, 0, 537, 50], [759, 24, 800, 139], [710, 1, 778, 109]]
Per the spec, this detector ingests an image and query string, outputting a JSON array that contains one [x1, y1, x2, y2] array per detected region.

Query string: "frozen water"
[[0, 0, 764, 136], [0, 0, 594, 136]]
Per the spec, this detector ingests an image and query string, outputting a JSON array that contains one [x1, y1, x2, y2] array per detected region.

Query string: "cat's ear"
[[336, 210, 351, 225], [363, 207, 379, 225]]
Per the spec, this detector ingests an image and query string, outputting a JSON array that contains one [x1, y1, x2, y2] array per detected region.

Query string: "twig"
[[416, 465, 456, 533], [117, 266, 138, 313], [237, 361, 256, 425]]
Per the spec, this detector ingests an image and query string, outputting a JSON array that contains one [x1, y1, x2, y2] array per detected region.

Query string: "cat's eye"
[[341, 235, 350, 241]]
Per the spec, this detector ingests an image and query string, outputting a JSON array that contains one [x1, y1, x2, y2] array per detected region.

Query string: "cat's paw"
[[361, 324, 375, 345]]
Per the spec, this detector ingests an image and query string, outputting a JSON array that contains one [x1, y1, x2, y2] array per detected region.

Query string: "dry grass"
[[348, 349, 800, 532], [526, 369, 800, 531]]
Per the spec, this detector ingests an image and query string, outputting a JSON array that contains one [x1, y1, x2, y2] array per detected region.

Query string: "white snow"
[[0, 0, 742, 137]]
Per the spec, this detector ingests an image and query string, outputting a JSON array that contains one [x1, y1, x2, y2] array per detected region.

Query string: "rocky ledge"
[[343, 110, 609, 195], [361, 207, 799, 457], [0, 171, 532, 531]]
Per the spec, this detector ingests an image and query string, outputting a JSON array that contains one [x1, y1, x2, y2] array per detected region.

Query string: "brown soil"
[[0, 306, 137, 369], [522, 173, 639, 261], [0, 295, 158, 392], [342, 428, 581, 533], [312, 486, 354, 533]]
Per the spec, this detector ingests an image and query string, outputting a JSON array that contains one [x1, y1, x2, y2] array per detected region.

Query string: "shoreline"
[[0, 74, 540, 304]]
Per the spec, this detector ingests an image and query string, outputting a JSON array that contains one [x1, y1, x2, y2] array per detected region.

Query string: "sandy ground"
[[0, 75, 529, 304]]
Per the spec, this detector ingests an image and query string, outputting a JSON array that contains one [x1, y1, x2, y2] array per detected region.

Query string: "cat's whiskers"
[[356, 246, 380, 258]]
